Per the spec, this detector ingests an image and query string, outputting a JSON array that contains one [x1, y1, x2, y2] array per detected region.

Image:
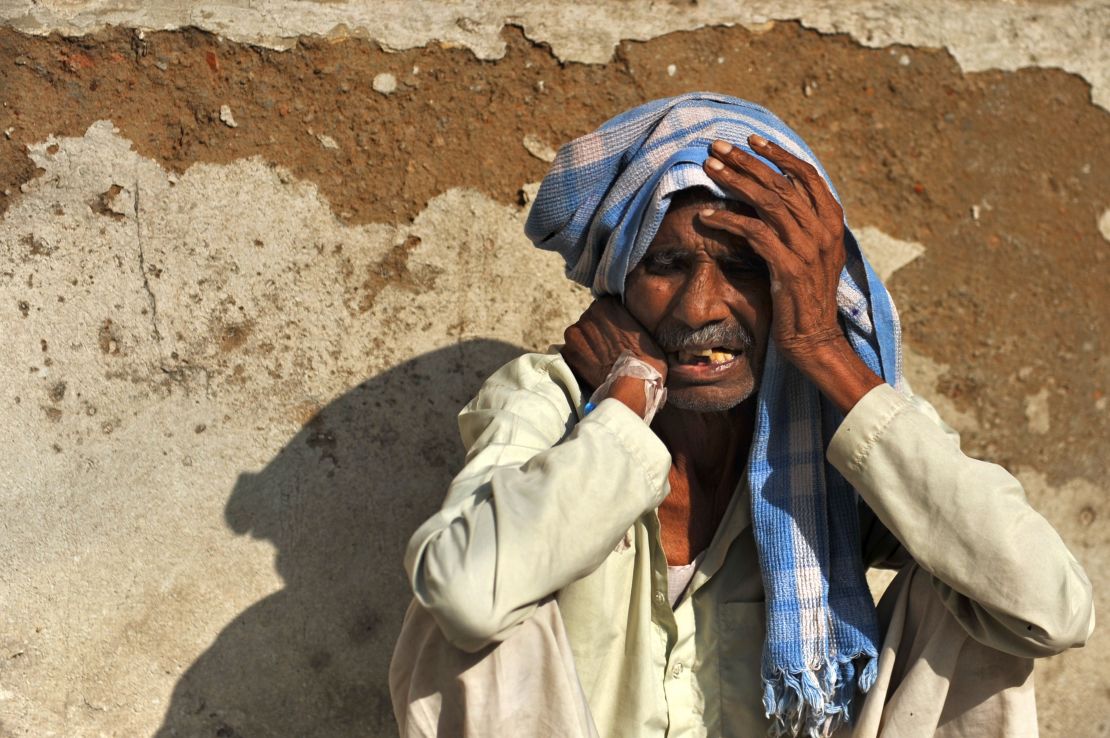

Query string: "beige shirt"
[[397, 352, 1094, 737]]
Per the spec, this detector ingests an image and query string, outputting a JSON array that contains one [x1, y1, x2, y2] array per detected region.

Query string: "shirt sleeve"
[[403, 353, 672, 652], [828, 383, 1095, 658]]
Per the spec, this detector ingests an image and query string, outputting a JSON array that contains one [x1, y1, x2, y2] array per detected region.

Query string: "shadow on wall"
[[154, 339, 526, 738]]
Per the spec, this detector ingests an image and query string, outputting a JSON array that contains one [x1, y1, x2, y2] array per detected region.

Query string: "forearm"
[[829, 385, 1094, 656], [405, 397, 671, 651]]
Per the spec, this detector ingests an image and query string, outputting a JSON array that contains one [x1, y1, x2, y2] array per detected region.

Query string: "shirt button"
[[671, 663, 685, 678]]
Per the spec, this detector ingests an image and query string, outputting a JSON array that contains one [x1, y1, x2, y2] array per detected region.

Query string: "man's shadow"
[[155, 339, 525, 738]]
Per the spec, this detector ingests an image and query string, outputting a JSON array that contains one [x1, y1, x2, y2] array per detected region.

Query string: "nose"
[[670, 260, 731, 330]]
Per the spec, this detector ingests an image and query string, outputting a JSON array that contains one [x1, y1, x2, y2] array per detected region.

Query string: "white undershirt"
[[666, 551, 706, 608]]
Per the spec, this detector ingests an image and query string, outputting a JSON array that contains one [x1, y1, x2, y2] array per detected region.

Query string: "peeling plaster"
[[1013, 466, 1106, 734], [2, 1, 1109, 110], [901, 343, 981, 436], [2, 117, 1103, 735], [853, 226, 925, 282], [1, 121, 589, 736], [1025, 387, 1052, 434]]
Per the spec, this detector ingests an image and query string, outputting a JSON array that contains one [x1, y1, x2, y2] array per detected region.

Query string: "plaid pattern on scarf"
[[525, 93, 904, 736]]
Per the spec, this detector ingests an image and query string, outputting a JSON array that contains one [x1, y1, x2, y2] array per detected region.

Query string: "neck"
[[652, 398, 756, 565], [653, 399, 756, 465]]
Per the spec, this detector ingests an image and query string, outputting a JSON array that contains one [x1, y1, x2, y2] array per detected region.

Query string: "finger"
[[596, 295, 622, 310], [697, 207, 802, 281], [746, 135, 843, 225], [777, 169, 815, 210], [593, 294, 645, 335], [789, 174, 810, 202], [582, 296, 663, 361], [708, 140, 818, 229], [703, 155, 812, 253]]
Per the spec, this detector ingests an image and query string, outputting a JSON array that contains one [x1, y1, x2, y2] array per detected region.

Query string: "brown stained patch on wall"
[[89, 183, 126, 220], [19, 231, 56, 256], [97, 318, 121, 355], [217, 319, 253, 353], [346, 234, 441, 315], [1, 24, 1108, 486]]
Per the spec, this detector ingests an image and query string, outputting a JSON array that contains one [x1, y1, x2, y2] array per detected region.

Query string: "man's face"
[[624, 189, 772, 412]]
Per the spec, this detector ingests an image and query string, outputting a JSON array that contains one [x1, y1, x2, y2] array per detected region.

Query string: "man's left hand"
[[697, 134, 883, 413]]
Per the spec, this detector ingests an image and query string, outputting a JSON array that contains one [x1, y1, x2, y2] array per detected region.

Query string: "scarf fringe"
[[763, 654, 879, 738]]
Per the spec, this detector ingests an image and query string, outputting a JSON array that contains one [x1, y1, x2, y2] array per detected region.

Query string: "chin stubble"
[[666, 384, 755, 412]]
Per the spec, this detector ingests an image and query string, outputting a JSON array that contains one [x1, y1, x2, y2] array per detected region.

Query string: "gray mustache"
[[654, 321, 754, 353]]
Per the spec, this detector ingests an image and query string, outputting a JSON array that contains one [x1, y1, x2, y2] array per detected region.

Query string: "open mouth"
[[672, 347, 741, 367]]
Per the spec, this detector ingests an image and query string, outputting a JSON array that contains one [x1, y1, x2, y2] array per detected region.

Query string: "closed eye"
[[641, 250, 690, 275], [720, 254, 768, 277]]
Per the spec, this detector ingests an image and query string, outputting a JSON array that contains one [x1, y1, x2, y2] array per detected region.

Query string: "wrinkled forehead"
[[646, 187, 761, 253], [663, 186, 758, 219]]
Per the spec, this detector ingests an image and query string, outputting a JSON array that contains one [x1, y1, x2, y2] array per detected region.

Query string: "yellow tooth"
[[710, 351, 735, 363], [692, 348, 714, 357]]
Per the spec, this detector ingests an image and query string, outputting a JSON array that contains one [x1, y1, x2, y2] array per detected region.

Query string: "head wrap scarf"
[[525, 93, 904, 737]]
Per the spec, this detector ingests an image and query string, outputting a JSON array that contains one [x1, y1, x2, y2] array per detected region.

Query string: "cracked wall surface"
[[3, 1, 1109, 109], [1, 3, 1108, 737], [2, 121, 588, 738]]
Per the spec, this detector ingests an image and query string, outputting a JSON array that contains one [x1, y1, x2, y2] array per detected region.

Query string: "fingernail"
[[706, 157, 724, 171], [700, 208, 716, 218], [749, 133, 768, 147], [711, 140, 732, 155]]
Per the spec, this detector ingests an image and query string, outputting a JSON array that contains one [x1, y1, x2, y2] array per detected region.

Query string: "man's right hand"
[[561, 297, 669, 392]]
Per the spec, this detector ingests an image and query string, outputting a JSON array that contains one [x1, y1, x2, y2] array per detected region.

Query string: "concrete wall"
[[1, 3, 1106, 736]]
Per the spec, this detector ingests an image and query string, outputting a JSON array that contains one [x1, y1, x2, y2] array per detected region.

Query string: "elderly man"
[[390, 94, 1093, 737]]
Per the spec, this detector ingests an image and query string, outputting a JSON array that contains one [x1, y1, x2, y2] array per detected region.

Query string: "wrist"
[[787, 333, 852, 372], [585, 351, 668, 423], [785, 336, 883, 414], [607, 376, 651, 417], [777, 327, 845, 365]]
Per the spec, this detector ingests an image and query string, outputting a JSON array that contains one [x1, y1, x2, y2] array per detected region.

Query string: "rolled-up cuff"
[[826, 383, 913, 474]]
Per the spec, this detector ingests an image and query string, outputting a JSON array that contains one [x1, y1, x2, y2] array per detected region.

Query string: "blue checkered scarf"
[[525, 93, 904, 736]]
